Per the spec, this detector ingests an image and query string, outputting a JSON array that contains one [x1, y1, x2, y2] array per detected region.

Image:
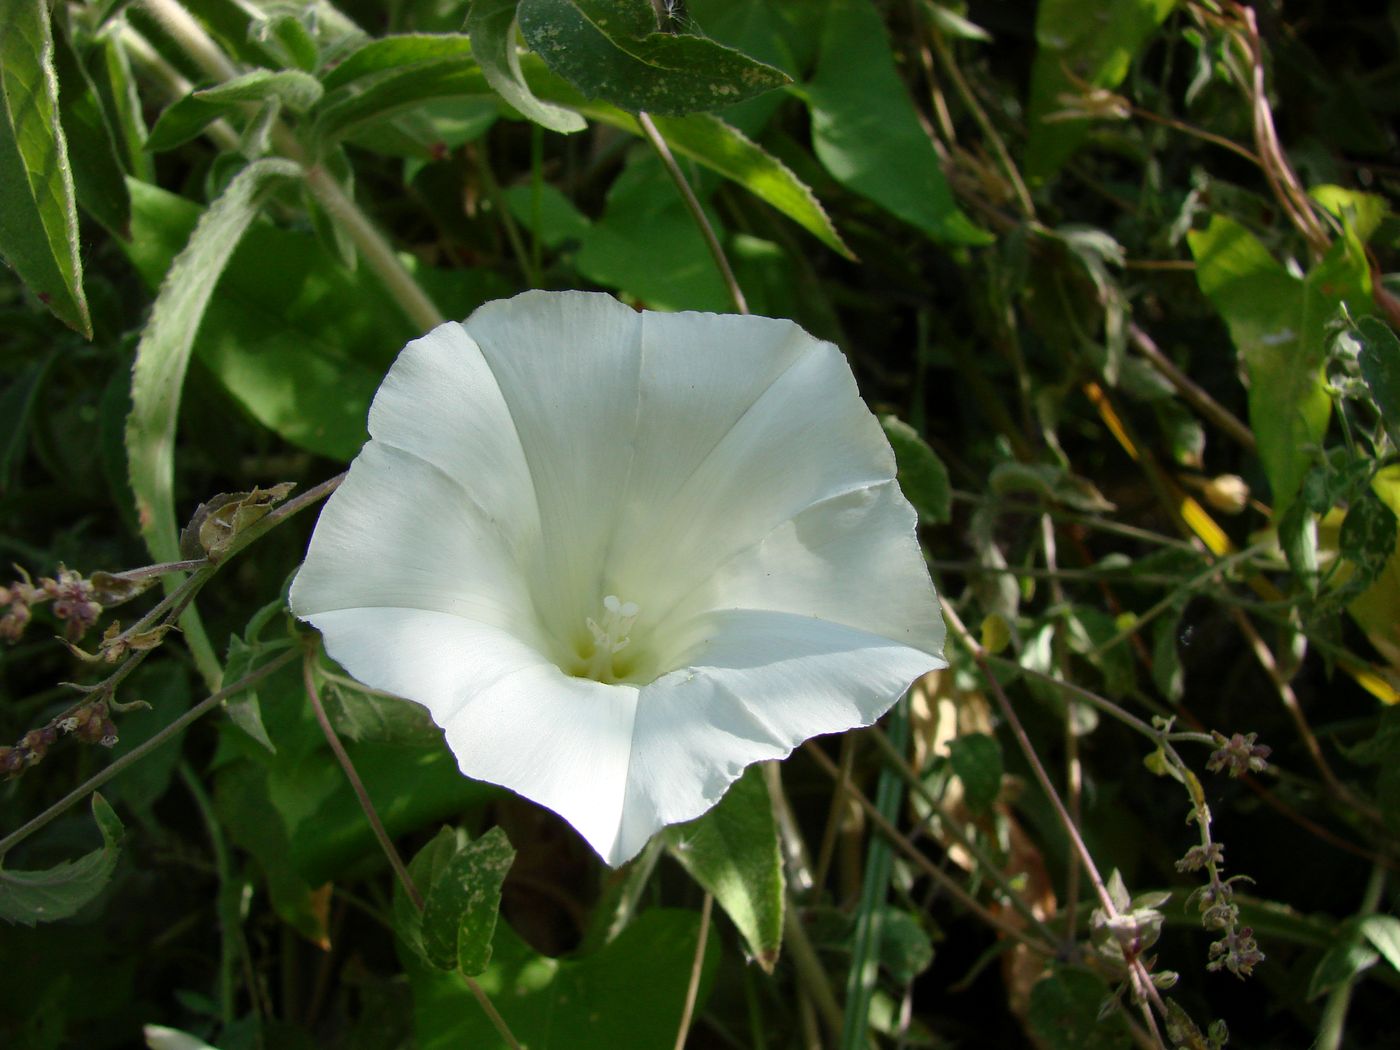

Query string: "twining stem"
[[803, 742, 1053, 952], [865, 727, 1060, 945], [302, 646, 421, 910], [1227, 606, 1383, 826], [301, 646, 523, 1050], [672, 892, 713, 1050], [0, 647, 298, 858], [1129, 324, 1256, 452], [941, 603, 1169, 1046], [637, 110, 749, 315]]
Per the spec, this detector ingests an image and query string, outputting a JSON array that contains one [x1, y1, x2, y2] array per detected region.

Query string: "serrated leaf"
[[0, 795, 124, 926], [1356, 316, 1400, 449], [467, 0, 586, 133], [947, 733, 1002, 813], [196, 68, 323, 112], [517, 0, 789, 116], [804, 0, 990, 247], [421, 827, 515, 975], [665, 764, 783, 972], [0, 0, 91, 336], [881, 415, 951, 524], [126, 158, 301, 565]]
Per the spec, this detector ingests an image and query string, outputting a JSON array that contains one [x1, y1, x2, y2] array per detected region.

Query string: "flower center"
[[567, 595, 644, 684]]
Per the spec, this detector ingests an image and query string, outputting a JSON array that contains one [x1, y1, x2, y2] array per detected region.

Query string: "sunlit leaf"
[[665, 764, 783, 972], [0, 0, 91, 335]]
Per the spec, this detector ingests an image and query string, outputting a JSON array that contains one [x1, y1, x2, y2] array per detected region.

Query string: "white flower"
[[290, 291, 945, 866]]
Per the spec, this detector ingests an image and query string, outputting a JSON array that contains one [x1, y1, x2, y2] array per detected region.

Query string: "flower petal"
[[365, 321, 541, 548], [612, 610, 944, 865], [289, 441, 545, 647], [606, 316, 899, 627], [304, 605, 640, 863], [461, 291, 644, 641], [658, 480, 945, 660]]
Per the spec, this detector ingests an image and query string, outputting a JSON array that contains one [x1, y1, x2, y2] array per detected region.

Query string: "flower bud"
[[1201, 474, 1249, 515]]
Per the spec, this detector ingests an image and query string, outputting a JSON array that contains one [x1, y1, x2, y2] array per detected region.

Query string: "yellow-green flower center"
[[566, 595, 645, 684]]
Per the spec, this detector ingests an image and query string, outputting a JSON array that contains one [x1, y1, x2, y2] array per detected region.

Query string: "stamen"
[[574, 595, 642, 682]]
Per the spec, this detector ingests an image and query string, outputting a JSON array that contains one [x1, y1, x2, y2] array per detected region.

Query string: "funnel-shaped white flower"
[[290, 291, 945, 866]]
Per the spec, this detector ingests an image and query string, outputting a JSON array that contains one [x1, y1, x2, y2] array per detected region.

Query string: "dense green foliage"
[[3, 1, 1399, 1047]]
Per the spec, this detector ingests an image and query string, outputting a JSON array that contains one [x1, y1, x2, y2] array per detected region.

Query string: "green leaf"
[[407, 909, 718, 1050], [320, 34, 476, 92], [1150, 607, 1185, 702], [1024, 0, 1176, 181], [467, 0, 587, 133], [1356, 316, 1400, 449], [803, 0, 990, 247], [421, 827, 515, 975], [195, 68, 324, 112], [1340, 489, 1399, 594], [1359, 914, 1400, 974], [122, 180, 509, 463], [146, 92, 229, 153], [51, 28, 131, 239], [665, 764, 784, 972], [0, 350, 57, 493], [396, 827, 462, 966], [575, 152, 731, 310], [947, 733, 1003, 813], [0, 0, 91, 336], [0, 795, 124, 926], [1189, 216, 1332, 519], [1308, 920, 1379, 999], [873, 907, 936, 983], [503, 180, 592, 248], [566, 93, 850, 256], [881, 415, 951, 524], [125, 158, 301, 564], [1027, 967, 1132, 1049], [314, 53, 491, 146], [517, 0, 789, 116]]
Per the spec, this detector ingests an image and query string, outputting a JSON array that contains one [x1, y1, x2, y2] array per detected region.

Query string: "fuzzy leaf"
[[665, 764, 784, 972], [125, 158, 301, 565], [467, 0, 587, 132], [0, 0, 91, 335]]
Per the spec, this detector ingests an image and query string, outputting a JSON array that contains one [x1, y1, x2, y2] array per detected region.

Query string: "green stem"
[[140, 0, 444, 334], [672, 892, 713, 1050], [1316, 864, 1387, 1050], [637, 110, 748, 315], [302, 646, 524, 1050]]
